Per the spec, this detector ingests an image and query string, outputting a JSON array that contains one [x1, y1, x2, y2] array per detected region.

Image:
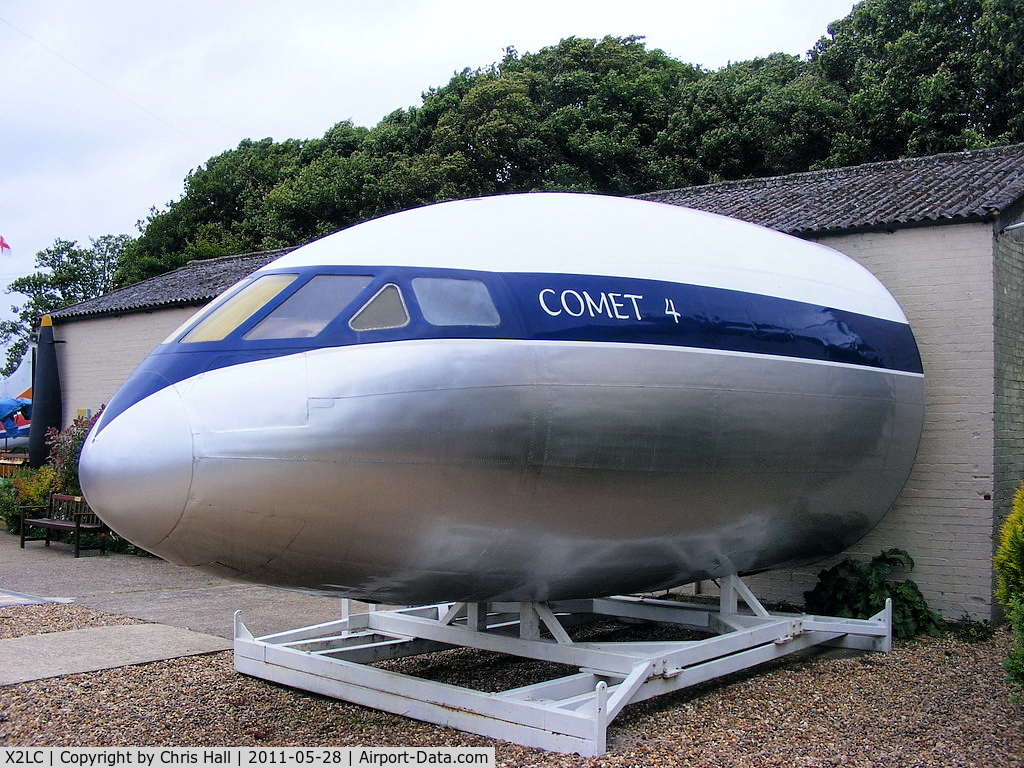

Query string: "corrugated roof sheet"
[[637, 143, 1024, 234], [51, 248, 294, 321]]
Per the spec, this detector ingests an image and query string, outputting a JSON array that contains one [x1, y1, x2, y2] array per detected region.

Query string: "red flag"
[[0, 236, 10, 254]]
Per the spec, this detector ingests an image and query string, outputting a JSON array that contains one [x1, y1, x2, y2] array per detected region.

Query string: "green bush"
[[995, 483, 1024, 609], [1006, 598, 1024, 701], [10, 464, 59, 507], [0, 478, 21, 534], [45, 409, 102, 495], [803, 548, 944, 640], [995, 483, 1024, 694]]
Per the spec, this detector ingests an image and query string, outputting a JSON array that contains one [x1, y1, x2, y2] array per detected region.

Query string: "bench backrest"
[[47, 494, 101, 525]]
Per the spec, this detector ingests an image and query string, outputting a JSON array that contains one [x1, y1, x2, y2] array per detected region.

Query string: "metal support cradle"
[[234, 575, 892, 756]]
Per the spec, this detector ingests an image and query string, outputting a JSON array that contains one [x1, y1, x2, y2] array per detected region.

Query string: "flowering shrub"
[[45, 408, 103, 495], [2, 409, 97, 532]]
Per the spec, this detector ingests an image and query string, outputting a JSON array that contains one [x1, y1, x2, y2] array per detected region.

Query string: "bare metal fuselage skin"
[[79, 194, 925, 604]]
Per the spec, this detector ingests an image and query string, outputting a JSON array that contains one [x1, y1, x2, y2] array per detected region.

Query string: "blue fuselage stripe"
[[98, 266, 921, 436], [504, 273, 922, 374]]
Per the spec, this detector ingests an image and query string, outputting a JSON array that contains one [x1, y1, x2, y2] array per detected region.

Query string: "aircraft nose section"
[[79, 384, 194, 551]]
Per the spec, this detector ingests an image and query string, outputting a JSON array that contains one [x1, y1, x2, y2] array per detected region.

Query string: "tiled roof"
[[50, 248, 294, 321], [637, 143, 1024, 235]]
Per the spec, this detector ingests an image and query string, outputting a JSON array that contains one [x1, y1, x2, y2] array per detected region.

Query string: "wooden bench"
[[20, 493, 108, 557]]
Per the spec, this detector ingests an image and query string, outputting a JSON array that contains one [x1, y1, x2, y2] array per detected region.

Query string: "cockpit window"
[[411, 277, 500, 327], [161, 277, 250, 344], [349, 284, 410, 331], [243, 274, 373, 340], [179, 274, 298, 344]]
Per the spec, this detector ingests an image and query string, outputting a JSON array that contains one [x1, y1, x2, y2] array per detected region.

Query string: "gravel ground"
[[1, 603, 1022, 766], [0, 603, 146, 638]]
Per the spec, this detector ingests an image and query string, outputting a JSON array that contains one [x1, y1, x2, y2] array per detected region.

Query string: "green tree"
[[0, 235, 129, 376], [659, 53, 852, 182], [972, 0, 1024, 144], [501, 36, 704, 192], [116, 137, 319, 285], [809, 0, 1024, 163]]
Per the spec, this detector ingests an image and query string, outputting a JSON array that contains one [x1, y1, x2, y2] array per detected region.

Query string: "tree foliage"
[[87, 2, 1024, 286], [809, 0, 1024, 163], [117, 36, 705, 282], [117, 138, 316, 284], [0, 235, 129, 376], [659, 53, 853, 181]]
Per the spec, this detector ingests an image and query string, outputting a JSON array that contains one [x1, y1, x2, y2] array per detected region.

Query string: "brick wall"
[[994, 232, 1024, 612], [53, 308, 198, 424], [747, 222, 999, 620]]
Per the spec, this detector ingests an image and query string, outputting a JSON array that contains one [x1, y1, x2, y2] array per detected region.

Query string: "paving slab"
[[0, 531, 352, 638], [0, 623, 231, 685], [0, 588, 54, 607]]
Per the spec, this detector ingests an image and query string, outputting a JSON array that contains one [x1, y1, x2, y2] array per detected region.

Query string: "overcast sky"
[[0, 0, 857, 294]]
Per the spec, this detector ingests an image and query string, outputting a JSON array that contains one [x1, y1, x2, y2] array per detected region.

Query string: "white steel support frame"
[[234, 575, 892, 756]]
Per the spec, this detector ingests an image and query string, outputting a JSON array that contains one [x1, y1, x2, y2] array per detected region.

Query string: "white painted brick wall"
[[53, 308, 198, 422], [993, 233, 1024, 615], [747, 222, 999, 620]]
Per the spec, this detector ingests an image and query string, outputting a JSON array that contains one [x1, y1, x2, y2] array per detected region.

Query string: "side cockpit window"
[[243, 274, 372, 340], [412, 277, 500, 327], [349, 284, 410, 331], [179, 274, 298, 344]]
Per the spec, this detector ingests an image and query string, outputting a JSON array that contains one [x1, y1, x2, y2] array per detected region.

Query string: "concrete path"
[[0, 530, 357, 684], [0, 624, 230, 684]]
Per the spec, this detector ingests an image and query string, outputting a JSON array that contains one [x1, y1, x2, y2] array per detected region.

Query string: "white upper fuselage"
[[271, 193, 908, 323]]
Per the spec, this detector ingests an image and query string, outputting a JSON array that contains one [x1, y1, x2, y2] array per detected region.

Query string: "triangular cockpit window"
[[349, 283, 410, 331]]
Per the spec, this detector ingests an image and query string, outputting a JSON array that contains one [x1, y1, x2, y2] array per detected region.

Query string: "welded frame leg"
[[720, 574, 771, 618], [519, 601, 574, 643], [467, 602, 489, 631], [519, 601, 540, 640]]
